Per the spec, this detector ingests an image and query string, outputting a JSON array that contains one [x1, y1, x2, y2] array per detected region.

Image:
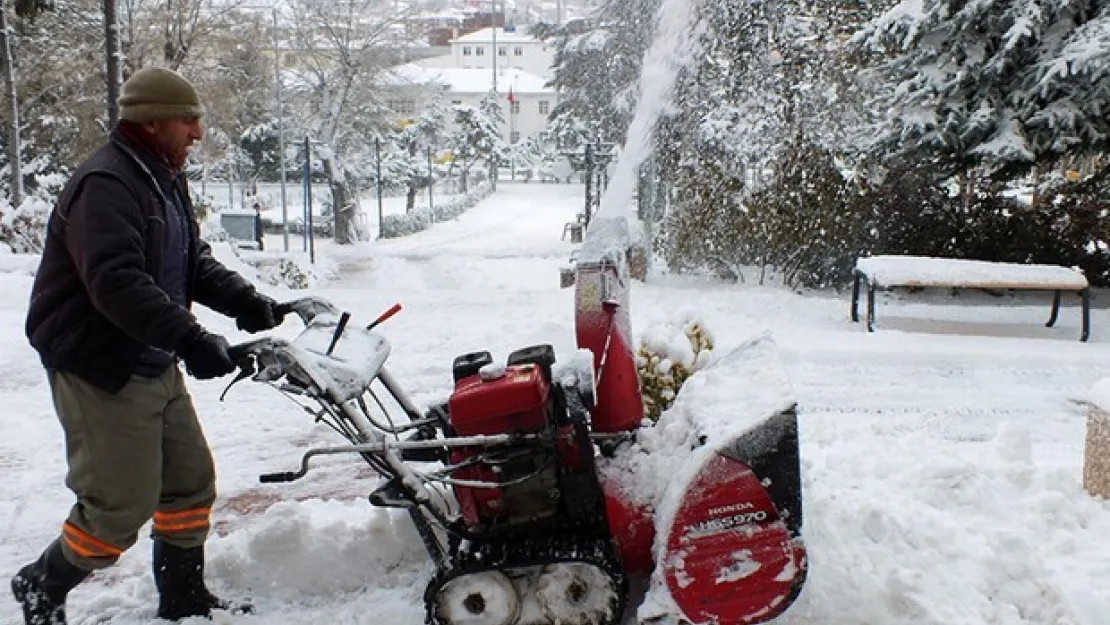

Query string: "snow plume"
[[596, 0, 704, 224]]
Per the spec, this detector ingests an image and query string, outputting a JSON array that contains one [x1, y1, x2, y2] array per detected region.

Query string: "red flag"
[[507, 86, 516, 105]]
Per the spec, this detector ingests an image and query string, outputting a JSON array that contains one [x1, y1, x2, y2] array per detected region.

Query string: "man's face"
[[144, 117, 203, 169]]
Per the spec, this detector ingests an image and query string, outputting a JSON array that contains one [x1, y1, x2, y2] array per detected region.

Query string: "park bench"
[[851, 255, 1091, 341], [562, 212, 587, 243]]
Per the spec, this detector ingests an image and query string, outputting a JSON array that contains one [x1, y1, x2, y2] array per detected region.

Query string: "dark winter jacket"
[[25, 128, 255, 393]]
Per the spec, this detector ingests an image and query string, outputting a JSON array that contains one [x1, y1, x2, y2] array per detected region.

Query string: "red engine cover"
[[449, 364, 549, 435], [448, 364, 551, 526]]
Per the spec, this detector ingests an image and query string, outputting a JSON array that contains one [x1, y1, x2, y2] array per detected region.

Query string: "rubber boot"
[[10, 541, 91, 625], [152, 541, 251, 621]]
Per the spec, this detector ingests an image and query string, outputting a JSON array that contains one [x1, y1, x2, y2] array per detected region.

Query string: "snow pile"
[[856, 255, 1088, 289], [788, 420, 1109, 625], [601, 332, 793, 511], [1080, 377, 1110, 414], [207, 499, 430, 599], [0, 251, 39, 276]]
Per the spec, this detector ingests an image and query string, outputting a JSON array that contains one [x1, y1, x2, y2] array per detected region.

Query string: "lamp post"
[[563, 139, 615, 228], [240, 3, 290, 251], [272, 7, 289, 252]]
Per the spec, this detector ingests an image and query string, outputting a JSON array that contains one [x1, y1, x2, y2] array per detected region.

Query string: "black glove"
[[177, 329, 236, 380], [235, 291, 284, 333]]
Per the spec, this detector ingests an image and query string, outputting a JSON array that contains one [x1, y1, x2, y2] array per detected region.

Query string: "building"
[[383, 64, 555, 145], [417, 27, 555, 81]]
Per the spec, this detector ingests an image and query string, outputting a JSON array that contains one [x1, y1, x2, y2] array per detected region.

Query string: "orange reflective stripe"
[[62, 523, 123, 558], [153, 507, 211, 533]]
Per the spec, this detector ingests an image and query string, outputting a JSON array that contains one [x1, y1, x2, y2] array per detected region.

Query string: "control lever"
[[367, 303, 403, 331], [219, 354, 256, 401], [325, 312, 351, 356]]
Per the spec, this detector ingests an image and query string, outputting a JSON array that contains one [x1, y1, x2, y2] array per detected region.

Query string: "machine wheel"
[[535, 562, 621, 625], [433, 570, 521, 625]]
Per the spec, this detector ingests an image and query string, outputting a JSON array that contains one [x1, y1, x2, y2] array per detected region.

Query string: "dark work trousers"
[[48, 367, 216, 570]]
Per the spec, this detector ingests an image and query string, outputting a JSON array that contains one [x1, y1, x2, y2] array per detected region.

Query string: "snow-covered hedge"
[[379, 182, 493, 239]]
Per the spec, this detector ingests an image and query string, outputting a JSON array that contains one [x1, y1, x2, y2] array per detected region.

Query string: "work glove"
[[177, 329, 236, 380], [235, 291, 285, 333]]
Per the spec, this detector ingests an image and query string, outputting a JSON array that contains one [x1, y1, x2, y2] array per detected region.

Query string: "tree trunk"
[[325, 156, 361, 244], [406, 186, 417, 212], [104, 0, 121, 128], [0, 0, 22, 208]]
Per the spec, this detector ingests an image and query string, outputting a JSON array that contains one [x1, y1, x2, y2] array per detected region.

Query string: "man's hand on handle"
[[178, 329, 236, 379], [235, 292, 286, 334]]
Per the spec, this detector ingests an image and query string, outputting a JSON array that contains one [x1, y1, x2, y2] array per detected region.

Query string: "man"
[[11, 67, 283, 624]]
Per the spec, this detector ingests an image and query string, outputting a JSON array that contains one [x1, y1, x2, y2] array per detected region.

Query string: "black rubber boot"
[[10, 541, 91, 625], [152, 541, 251, 621]]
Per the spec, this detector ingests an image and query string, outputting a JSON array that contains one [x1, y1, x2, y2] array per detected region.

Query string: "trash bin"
[[220, 210, 261, 250]]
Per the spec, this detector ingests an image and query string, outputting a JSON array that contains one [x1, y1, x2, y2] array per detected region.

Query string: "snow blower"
[[224, 237, 806, 625]]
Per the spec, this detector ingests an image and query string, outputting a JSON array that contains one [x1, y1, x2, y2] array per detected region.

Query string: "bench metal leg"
[[1082, 288, 1091, 342], [866, 283, 876, 332], [851, 271, 862, 322], [1046, 289, 1062, 327]]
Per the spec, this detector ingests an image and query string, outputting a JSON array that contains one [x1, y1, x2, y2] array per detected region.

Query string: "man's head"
[[118, 67, 205, 169]]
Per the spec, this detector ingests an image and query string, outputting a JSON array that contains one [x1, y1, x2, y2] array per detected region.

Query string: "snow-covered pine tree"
[[858, 0, 1110, 183], [394, 98, 448, 212], [535, 0, 660, 144], [448, 92, 508, 193]]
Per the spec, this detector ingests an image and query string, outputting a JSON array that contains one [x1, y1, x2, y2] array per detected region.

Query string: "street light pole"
[[272, 7, 289, 252], [375, 138, 384, 239], [491, 0, 497, 94]]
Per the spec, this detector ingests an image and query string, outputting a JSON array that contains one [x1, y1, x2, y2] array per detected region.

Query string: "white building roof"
[[452, 27, 540, 44], [385, 64, 554, 95]]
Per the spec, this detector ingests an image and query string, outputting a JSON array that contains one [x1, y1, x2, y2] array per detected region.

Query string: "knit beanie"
[[118, 67, 205, 123]]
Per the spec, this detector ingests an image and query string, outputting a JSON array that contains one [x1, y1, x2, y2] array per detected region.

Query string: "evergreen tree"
[[448, 91, 508, 193], [535, 0, 659, 144], [858, 0, 1110, 181]]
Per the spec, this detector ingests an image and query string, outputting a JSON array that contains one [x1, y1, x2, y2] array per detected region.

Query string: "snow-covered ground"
[[2, 182, 1110, 624]]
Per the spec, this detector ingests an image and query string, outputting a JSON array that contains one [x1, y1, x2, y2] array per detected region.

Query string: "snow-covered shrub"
[[862, 163, 1110, 287], [260, 257, 314, 290], [0, 192, 54, 254], [380, 182, 494, 239], [664, 134, 867, 289], [636, 314, 714, 422]]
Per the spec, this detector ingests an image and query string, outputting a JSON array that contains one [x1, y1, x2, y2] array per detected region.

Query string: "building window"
[[451, 100, 462, 106], [538, 100, 550, 115], [388, 100, 415, 114], [510, 101, 520, 115], [463, 46, 472, 56], [498, 46, 507, 56], [510, 131, 520, 144], [514, 46, 523, 56], [476, 46, 485, 56]]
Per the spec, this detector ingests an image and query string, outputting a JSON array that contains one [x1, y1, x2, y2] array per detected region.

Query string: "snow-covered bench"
[[851, 255, 1091, 341]]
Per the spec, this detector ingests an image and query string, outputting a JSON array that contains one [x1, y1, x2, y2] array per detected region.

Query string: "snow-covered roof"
[[384, 63, 553, 95], [452, 27, 540, 44]]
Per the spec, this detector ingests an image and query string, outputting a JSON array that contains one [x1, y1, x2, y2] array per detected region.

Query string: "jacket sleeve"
[[190, 237, 256, 317], [63, 174, 200, 351]]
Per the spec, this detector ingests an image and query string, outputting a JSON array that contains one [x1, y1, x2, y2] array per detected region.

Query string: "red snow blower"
[[225, 233, 806, 625]]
